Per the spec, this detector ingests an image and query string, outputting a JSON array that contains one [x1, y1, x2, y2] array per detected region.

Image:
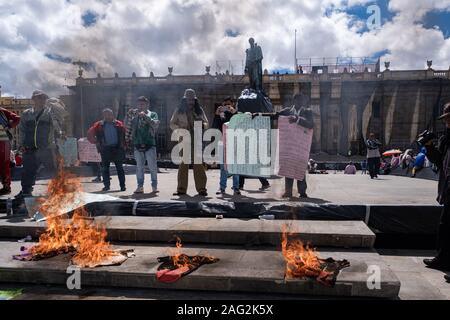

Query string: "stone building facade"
[[67, 67, 450, 157]]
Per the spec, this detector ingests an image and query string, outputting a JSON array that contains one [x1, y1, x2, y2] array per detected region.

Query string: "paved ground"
[[1, 168, 438, 205]]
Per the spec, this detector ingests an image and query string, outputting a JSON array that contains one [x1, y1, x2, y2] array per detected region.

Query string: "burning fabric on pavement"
[[13, 163, 134, 268], [282, 225, 350, 287], [156, 237, 219, 283]]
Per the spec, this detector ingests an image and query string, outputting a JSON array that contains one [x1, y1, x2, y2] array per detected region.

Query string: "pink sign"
[[277, 116, 313, 181], [78, 138, 101, 163]]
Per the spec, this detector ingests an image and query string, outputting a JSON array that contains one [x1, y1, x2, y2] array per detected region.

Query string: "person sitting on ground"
[[400, 149, 414, 170], [308, 159, 318, 174], [344, 162, 357, 175], [412, 147, 427, 177], [391, 155, 400, 170]]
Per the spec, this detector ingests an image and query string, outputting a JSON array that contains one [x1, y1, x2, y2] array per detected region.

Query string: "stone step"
[[0, 216, 375, 248], [0, 241, 400, 299]]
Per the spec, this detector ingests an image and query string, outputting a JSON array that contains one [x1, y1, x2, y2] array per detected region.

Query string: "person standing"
[[366, 133, 382, 179], [128, 96, 159, 194], [423, 102, 450, 279], [16, 90, 64, 198], [0, 107, 20, 195], [212, 97, 240, 195], [87, 108, 126, 192], [170, 89, 208, 196], [279, 93, 314, 199]]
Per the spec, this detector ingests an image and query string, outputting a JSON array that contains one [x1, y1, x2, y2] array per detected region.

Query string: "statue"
[[245, 38, 263, 91]]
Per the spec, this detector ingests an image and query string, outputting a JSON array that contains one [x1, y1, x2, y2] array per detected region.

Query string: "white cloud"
[[0, 0, 449, 97]]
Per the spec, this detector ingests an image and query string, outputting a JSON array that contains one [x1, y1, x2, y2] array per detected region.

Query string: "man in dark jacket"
[[424, 103, 450, 280], [278, 92, 314, 198], [87, 108, 126, 192], [16, 90, 64, 198]]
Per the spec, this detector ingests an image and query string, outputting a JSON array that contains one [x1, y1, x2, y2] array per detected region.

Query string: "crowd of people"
[[2, 88, 450, 279], [0, 88, 315, 200]]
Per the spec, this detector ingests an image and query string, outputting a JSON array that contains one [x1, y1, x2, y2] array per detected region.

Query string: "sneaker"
[[299, 193, 308, 198], [120, 186, 126, 192], [233, 189, 241, 196], [134, 187, 144, 194], [216, 189, 225, 195], [198, 190, 208, 197], [0, 187, 12, 196], [173, 191, 186, 196], [152, 187, 159, 193], [102, 186, 110, 192], [259, 184, 270, 191]]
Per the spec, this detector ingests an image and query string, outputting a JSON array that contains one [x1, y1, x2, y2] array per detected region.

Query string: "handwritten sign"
[[224, 114, 272, 177], [57, 138, 78, 167], [277, 116, 313, 181], [78, 138, 101, 163]]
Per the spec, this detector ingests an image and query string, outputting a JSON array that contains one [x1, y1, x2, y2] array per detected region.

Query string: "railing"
[[75, 69, 450, 86]]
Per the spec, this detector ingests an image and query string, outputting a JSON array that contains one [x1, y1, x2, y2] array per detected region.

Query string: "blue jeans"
[[134, 147, 158, 188], [220, 164, 239, 191]]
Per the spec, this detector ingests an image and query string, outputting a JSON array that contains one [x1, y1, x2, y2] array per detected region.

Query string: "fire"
[[29, 161, 118, 268], [281, 224, 322, 279], [170, 236, 191, 268], [169, 236, 217, 268]]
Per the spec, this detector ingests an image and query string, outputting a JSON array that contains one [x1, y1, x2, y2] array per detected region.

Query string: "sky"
[[0, 0, 450, 97]]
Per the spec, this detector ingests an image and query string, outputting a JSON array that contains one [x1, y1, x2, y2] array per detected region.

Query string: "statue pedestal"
[[236, 89, 274, 113]]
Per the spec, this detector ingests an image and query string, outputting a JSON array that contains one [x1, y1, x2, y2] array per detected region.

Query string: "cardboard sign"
[[57, 137, 78, 167], [78, 138, 101, 163], [277, 116, 313, 181], [224, 114, 272, 177]]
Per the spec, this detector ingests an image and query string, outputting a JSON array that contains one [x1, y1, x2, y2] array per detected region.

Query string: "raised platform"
[[0, 216, 375, 248], [0, 241, 400, 299], [0, 172, 441, 248]]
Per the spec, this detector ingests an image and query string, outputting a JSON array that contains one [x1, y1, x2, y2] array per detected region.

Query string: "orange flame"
[[281, 224, 322, 279], [29, 161, 117, 268], [169, 236, 216, 268]]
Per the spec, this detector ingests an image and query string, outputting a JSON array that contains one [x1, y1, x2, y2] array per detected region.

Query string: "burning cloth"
[[282, 228, 350, 287], [285, 257, 350, 287], [13, 246, 134, 268], [156, 254, 219, 283]]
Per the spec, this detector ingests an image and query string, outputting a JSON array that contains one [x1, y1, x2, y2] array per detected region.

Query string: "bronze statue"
[[245, 38, 263, 91]]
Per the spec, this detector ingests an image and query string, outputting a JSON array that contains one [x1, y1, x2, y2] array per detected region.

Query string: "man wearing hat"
[[126, 96, 159, 194], [423, 102, 450, 280], [87, 108, 126, 192], [16, 90, 64, 198], [170, 89, 209, 196]]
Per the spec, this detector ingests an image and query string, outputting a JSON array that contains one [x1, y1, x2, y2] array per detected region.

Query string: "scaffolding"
[[295, 57, 380, 74]]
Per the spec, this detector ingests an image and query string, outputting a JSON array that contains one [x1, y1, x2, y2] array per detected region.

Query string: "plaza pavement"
[[1, 168, 438, 205]]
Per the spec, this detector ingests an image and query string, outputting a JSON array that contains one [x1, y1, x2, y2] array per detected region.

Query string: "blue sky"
[[422, 9, 450, 39], [1, 0, 450, 97]]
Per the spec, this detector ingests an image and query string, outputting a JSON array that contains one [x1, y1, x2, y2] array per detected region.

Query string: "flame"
[[281, 224, 322, 279], [29, 161, 117, 268], [170, 236, 191, 268], [169, 236, 216, 268]]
